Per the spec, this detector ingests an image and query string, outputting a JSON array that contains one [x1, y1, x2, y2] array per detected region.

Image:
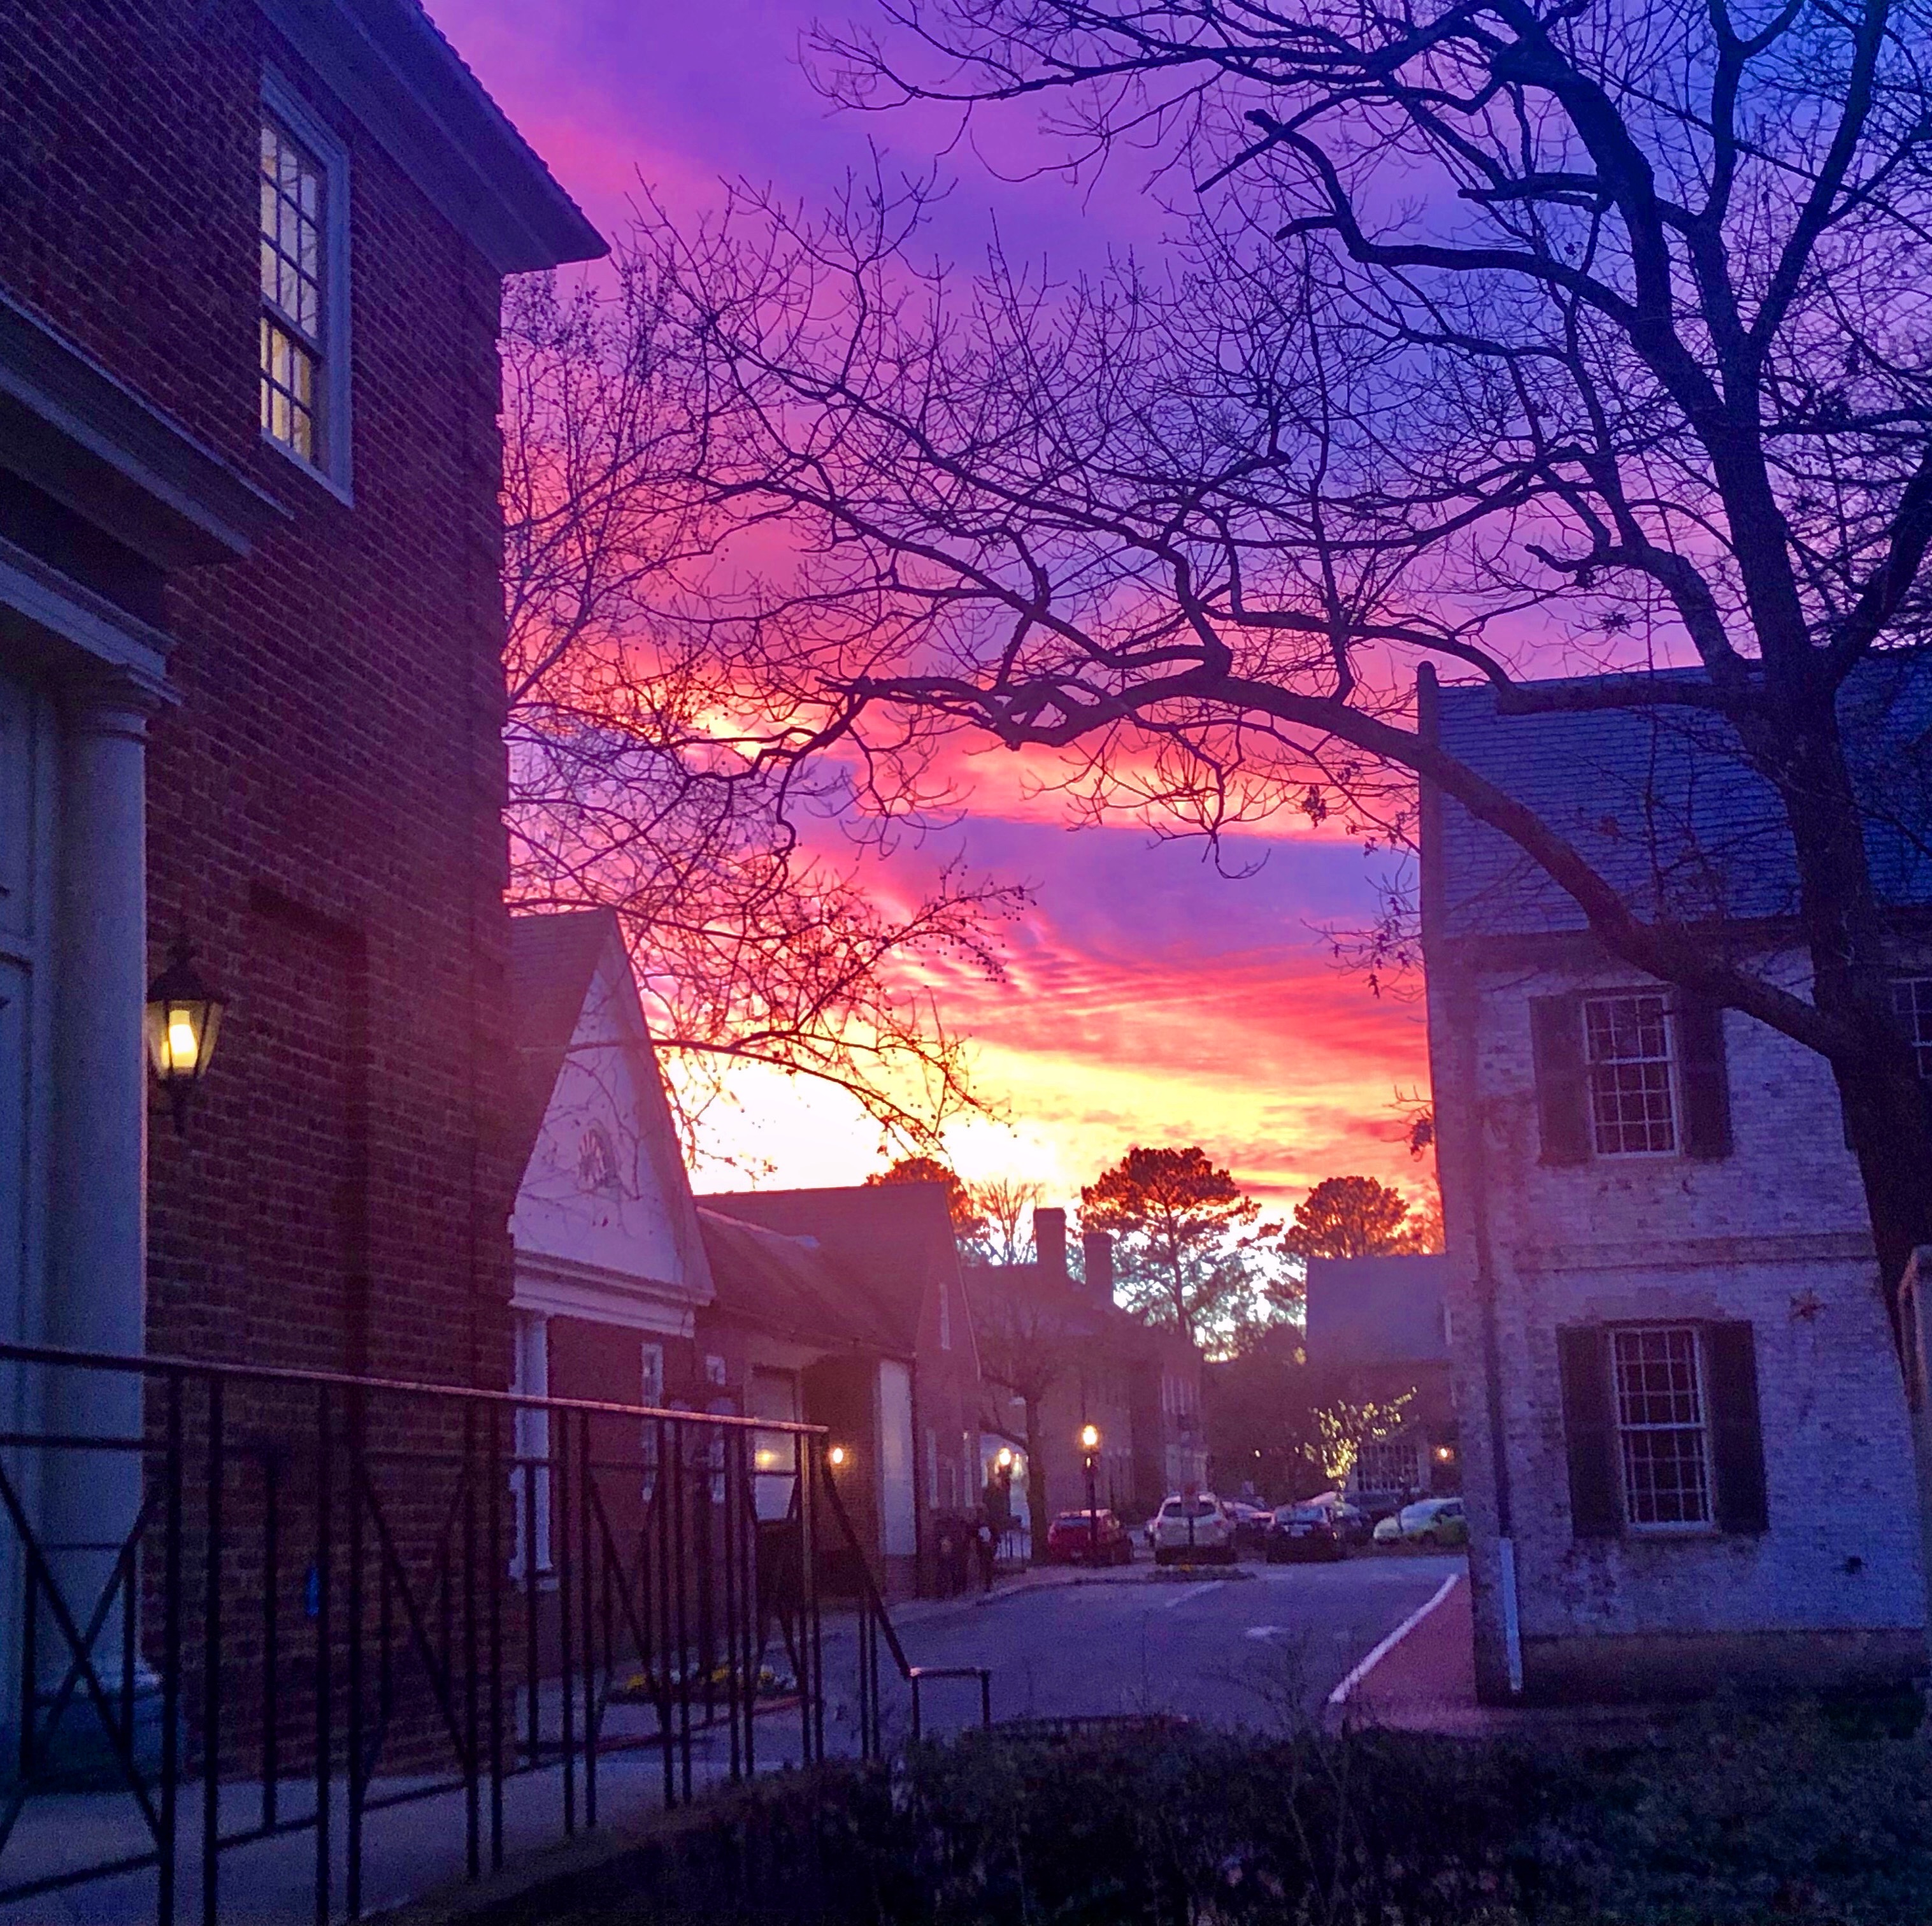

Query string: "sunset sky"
[[436, 0, 1437, 1217]]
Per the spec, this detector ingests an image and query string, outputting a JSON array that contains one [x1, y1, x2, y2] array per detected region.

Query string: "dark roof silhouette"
[[1304, 1254, 1448, 1370], [698, 1182, 966, 1359], [1431, 654, 1932, 939], [504, 910, 618, 1180], [695, 1210, 891, 1355]]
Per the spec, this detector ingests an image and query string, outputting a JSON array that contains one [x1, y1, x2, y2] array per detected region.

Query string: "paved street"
[[831, 1551, 1465, 1744]]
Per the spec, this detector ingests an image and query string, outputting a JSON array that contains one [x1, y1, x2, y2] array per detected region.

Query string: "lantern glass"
[[145, 938, 225, 1126]]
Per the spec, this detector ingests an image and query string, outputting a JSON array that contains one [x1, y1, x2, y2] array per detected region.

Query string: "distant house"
[[699, 1183, 985, 1597], [972, 1209, 1206, 1535], [503, 910, 717, 1575], [1303, 1253, 1456, 1514], [1422, 662, 1927, 1704]]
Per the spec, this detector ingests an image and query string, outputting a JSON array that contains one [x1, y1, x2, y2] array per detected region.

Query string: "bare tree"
[[971, 1177, 1047, 1265], [633, 0, 1932, 1336], [499, 269, 1023, 1156], [973, 1286, 1079, 1560]]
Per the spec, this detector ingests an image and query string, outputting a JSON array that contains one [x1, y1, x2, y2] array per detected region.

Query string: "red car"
[[1044, 1508, 1134, 1565]]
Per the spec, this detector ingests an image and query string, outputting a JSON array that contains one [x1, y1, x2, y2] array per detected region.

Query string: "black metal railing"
[[0, 1338, 984, 1924]]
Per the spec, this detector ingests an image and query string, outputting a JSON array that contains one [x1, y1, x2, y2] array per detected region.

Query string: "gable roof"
[[1305, 1254, 1449, 1370], [257, 0, 606, 271], [1428, 654, 1932, 942], [695, 1211, 894, 1356], [698, 1182, 970, 1362], [504, 909, 613, 1181]]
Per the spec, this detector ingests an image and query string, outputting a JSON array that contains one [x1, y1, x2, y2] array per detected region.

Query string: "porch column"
[[41, 676, 152, 1646]]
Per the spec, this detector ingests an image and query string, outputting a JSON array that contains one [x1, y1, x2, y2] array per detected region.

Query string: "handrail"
[[0, 1336, 826, 1432], [815, 1456, 992, 1748]]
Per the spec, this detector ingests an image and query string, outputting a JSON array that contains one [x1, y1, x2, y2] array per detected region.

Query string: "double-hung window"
[[1584, 993, 1678, 1155], [1610, 1326, 1712, 1530], [1892, 979, 1932, 1081], [259, 76, 350, 490]]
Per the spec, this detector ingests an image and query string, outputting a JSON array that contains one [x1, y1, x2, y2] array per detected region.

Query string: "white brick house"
[[1422, 663, 1929, 1703]]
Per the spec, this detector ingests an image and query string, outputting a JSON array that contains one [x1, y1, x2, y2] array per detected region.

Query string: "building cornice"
[[512, 1250, 705, 1339], [256, 0, 607, 274], [0, 293, 287, 570], [1512, 1231, 1875, 1274], [0, 532, 176, 701]]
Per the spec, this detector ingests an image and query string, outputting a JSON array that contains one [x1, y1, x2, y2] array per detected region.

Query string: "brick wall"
[[0, 1, 523, 1391], [1431, 955, 1926, 1700]]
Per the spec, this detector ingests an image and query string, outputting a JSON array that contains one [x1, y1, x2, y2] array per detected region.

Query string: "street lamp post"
[[1079, 1423, 1101, 1565]]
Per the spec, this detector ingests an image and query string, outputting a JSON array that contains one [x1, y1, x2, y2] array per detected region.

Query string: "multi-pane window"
[[259, 114, 326, 462], [1354, 1434, 1422, 1496], [1584, 994, 1677, 1154], [1611, 1326, 1712, 1528], [1893, 979, 1932, 1081]]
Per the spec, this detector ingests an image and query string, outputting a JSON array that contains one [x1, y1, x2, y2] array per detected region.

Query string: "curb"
[[1326, 1570, 1463, 1711]]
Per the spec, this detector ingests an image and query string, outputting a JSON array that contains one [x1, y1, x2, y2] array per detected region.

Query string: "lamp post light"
[[1079, 1423, 1101, 1565], [144, 936, 225, 1133]]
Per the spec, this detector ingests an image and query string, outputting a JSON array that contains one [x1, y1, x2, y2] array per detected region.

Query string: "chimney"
[[1034, 1207, 1068, 1284], [1082, 1230, 1115, 1304]]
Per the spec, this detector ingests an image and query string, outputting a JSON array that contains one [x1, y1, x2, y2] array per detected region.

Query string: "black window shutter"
[[1707, 1321, 1768, 1534], [1556, 1326, 1621, 1537], [1676, 995, 1733, 1160], [1531, 997, 1591, 1165]]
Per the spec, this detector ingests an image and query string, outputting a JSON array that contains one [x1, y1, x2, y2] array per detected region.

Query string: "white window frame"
[[1610, 1325, 1715, 1533], [640, 1340, 664, 1501], [260, 69, 352, 499], [509, 1311, 552, 1578], [1583, 992, 1680, 1157], [1893, 978, 1932, 1082]]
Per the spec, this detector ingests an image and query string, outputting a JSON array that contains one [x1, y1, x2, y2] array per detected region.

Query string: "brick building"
[[0, 0, 600, 1739], [700, 1184, 984, 1595], [1422, 663, 1928, 1703], [973, 1208, 1205, 1541], [502, 920, 966, 1595], [1303, 1254, 1457, 1516]]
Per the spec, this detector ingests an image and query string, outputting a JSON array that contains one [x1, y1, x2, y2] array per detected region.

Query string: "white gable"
[[510, 937, 712, 1335]]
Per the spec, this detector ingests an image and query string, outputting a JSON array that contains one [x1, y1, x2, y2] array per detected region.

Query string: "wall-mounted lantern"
[[826, 1444, 849, 1470], [145, 936, 225, 1133]]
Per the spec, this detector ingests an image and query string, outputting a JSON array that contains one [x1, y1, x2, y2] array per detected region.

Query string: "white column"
[[41, 677, 152, 1666]]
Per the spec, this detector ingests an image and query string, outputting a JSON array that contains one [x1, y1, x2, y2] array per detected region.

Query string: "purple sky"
[[436, 0, 1435, 1214]]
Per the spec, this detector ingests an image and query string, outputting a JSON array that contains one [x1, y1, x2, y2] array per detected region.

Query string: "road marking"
[[1243, 1624, 1285, 1641], [1324, 1571, 1462, 1707], [1158, 1582, 1222, 1611]]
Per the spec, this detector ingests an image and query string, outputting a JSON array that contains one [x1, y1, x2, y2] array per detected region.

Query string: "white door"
[[877, 1361, 917, 1557], [0, 672, 42, 1353]]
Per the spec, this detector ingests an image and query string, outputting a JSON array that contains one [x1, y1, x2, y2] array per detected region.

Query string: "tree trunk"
[[1024, 1400, 1051, 1565], [1774, 705, 1932, 1353]]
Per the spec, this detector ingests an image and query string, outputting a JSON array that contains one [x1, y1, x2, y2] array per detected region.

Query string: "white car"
[[1150, 1493, 1237, 1566]]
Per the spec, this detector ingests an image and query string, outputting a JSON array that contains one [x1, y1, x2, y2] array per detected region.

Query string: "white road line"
[[1324, 1571, 1462, 1707], [1158, 1582, 1223, 1611]]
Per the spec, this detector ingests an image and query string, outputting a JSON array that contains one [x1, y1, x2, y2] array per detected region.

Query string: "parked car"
[[1376, 1497, 1468, 1548], [1227, 1500, 1273, 1554], [1265, 1500, 1347, 1563], [1151, 1494, 1238, 1565], [1045, 1508, 1135, 1565]]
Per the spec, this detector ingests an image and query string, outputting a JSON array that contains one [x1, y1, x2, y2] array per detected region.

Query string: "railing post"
[[201, 1372, 225, 1926], [486, 1400, 505, 1874], [159, 1372, 183, 1926], [313, 1384, 333, 1926], [345, 1386, 366, 1923], [462, 1399, 480, 1881]]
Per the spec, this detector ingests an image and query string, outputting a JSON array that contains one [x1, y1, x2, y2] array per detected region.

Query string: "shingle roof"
[[1431, 654, 1932, 939], [504, 910, 617, 1181], [695, 1211, 891, 1355], [698, 1183, 964, 1357], [1305, 1254, 1449, 1369]]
